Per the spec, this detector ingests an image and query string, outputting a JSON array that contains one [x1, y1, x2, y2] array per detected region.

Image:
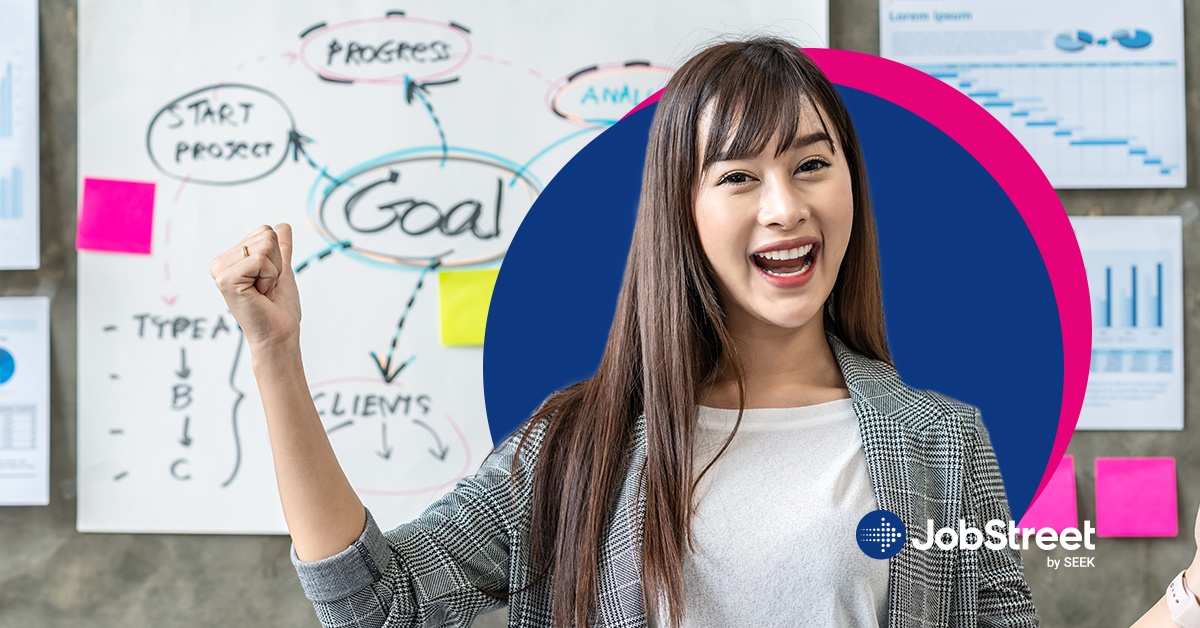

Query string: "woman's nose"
[[757, 179, 810, 229]]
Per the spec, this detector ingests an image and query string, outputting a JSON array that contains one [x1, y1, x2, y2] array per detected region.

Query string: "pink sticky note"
[[1017, 455, 1077, 533], [1095, 457, 1178, 537], [78, 178, 156, 254]]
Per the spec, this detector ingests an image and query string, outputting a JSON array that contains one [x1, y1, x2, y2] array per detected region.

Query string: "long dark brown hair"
[[516, 37, 891, 627]]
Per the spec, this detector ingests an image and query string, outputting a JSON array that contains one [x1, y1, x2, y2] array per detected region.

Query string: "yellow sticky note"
[[438, 269, 500, 346]]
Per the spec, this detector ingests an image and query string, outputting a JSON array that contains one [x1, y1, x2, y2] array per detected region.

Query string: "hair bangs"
[[699, 51, 834, 169]]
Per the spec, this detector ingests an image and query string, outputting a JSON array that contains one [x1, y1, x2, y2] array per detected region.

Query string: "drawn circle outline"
[[312, 148, 542, 269], [297, 16, 472, 85], [145, 83, 297, 186]]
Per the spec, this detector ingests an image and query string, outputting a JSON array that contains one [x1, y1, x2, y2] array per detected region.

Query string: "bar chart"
[[1085, 249, 1174, 374], [0, 61, 12, 139], [1092, 259, 1167, 330], [917, 60, 1185, 188], [0, 167, 22, 219]]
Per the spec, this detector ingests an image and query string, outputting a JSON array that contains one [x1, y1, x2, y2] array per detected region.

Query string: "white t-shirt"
[[675, 398, 889, 627]]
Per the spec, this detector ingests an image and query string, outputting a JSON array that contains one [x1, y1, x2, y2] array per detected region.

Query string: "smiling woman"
[[211, 36, 1038, 628], [694, 121, 853, 340]]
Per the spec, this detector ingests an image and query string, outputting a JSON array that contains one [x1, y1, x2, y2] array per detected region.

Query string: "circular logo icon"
[[857, 509, 907, 559], [0, 348, 14, 385]]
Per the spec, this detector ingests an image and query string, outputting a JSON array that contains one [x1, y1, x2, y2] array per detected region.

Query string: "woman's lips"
[[751, 236, 819, 256], [751, 242, 819, 288]]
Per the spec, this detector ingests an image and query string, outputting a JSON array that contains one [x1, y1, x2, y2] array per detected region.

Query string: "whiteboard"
[[77, 0, 828, 533]]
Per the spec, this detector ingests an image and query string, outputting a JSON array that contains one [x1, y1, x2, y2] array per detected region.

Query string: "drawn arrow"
[[288, 129, 313, 163], [176, 347, 191, 379], [404, 77, 459, 105], [369, 261, 440, 384], [413, 418, 449, 461], [405, 77, 450, 164], [376, 422, 394, 460], [294, 240, 352, 275], [179, 416, 192, 447], [287, 129, 343, 185], [371, 353, 414, 385]]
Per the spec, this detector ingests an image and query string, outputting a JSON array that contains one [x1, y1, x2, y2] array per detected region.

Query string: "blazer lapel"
[[829, 335, 951, 628]]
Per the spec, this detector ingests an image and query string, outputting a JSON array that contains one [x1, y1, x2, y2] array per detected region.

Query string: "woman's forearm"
[[1131, 596, 1169, 627], [252, 339, 366, 561]]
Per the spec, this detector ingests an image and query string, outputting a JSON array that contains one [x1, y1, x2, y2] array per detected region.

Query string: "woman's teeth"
[[752, 243, 815, 276], [753, 243, 813, 262]]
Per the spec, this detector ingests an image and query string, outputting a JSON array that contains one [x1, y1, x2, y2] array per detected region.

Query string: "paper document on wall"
[[0, 296, 50, 506], [0, 0, 40, 268], [1070, 216, 1184, 430], [881, 0, 1187, 189]]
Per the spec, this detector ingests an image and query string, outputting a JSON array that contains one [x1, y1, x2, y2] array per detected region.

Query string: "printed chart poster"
[[881, 0, 1186, 189], [77, 1, 829, 533], [0, 0, 39, 269], [1070, 216, 1183, 430], [0, 296, 50, 506]]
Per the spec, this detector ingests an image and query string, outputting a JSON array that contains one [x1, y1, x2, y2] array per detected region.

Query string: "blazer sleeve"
[[964, 407, 1040, 628], [291, 423, 539, 628]]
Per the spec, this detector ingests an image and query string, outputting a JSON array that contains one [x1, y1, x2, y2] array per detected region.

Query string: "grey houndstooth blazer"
[[293, 334, 1039, 627]]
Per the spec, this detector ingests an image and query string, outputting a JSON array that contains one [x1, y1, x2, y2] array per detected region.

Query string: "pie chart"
[[1113, 29, 1153, 49], [0, 348, 14, 385], [1055, 30, 1094, 52]]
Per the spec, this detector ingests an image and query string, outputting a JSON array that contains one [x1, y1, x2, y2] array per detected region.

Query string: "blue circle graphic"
[[484, 88, 1062, 522], [0, 348, 14, 385], [856, 509, 907, 559]]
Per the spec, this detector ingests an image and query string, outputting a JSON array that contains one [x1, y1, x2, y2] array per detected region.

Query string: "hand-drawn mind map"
[[77, 2, 827, 533]]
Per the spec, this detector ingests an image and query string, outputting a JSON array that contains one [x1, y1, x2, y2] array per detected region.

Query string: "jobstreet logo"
[[856, 510, 907, 559], [857, 510, 1097, 558]]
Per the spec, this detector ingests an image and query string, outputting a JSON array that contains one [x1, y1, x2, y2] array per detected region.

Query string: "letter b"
[[958, 521, 983, 550], [172, 384, 193, 410]]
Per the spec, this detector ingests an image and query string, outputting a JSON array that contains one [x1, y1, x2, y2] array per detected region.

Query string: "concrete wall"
[[1, 1, 1196, 625]]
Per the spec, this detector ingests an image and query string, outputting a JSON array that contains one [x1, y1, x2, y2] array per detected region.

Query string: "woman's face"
[[693, 108, 854, 335]]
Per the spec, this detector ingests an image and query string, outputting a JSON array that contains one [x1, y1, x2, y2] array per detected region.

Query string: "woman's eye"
[[717, 172, 752, 186], [797, 159, 831, 174]]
